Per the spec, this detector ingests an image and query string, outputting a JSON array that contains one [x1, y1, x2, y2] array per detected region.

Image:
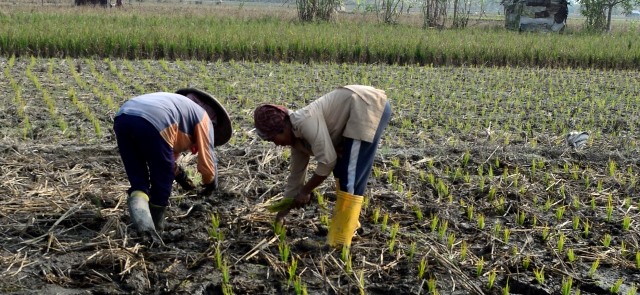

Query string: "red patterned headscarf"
[[253, 104, 289, 140]]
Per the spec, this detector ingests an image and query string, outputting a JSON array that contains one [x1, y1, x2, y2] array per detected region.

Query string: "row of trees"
[[295, 0, 473, 28], [293, 0, 639, 32]]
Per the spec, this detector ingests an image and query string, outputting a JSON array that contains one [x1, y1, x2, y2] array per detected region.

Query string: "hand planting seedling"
[[267, 197, 295, 213]]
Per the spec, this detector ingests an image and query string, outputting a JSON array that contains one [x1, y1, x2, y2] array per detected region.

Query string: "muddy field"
[[1, 56, 639, 295]]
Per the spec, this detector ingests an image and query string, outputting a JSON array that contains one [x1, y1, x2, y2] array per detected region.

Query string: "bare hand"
[[275, 207, 292, 224], [294, 191, 311, 208]]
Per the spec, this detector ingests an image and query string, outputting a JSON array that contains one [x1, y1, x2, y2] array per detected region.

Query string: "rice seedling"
[[447, 232, 455, 251], [602, 233, 612, 247], [561, 276, 572, 295], [606, 196, 614, 222], [502, 228, 510, 244], [427, 276, 438, 295], [381, 213, 389, 232], [389, 222, 399, 253], [516, 210, 525, 226], [418, 256, 427, 279], [215, 243, 223, 269], [611, 278, 623, 294], [555, 206, 565, 220], [567, 248, 576, 263], [477, 214, 485, 230], [413, 206, 424, 222], [583, 219, 591, 238], [287, 257, 298, 286], [572, 216, 580, 230], [430, 214, 439, 232], [355, 270, 365, 295], [622, 215, 631, 231], [460, 241, 468, 261], [293, 276, 307, 295], [557, 233, 565, 252], [208, 213, 223, 241], [372, 207, 380, 224], [588, 258, 600, 278], [476, 257, 484, 277], [407, 242, 416, 261], [487, 269, 497, 289], [502, 280, 510, 295], [531, 268, 544, 286], [278, 241, 290, 263], [438, 220, 448, 241]]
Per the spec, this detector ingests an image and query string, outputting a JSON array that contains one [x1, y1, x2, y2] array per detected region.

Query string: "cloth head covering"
[[253, 104, 289, 140]]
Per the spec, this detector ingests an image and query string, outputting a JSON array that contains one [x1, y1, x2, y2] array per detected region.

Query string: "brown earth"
[[0, 56, 639, 295]]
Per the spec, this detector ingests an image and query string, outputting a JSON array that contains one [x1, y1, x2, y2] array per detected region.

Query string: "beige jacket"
[[284, 85, 388, 197]]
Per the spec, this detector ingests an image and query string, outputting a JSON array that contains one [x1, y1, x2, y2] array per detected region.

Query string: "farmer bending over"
[[253, 85, 392, 248], [114, 88, 232, 244]]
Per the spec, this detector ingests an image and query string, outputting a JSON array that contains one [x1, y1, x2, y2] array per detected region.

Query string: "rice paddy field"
[[0, 3, 639, 295]]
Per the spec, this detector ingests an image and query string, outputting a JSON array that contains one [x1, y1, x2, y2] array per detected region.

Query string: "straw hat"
[[176, 88, 232, 147]]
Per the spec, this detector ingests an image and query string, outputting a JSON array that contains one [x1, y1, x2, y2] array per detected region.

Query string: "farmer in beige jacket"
[[253, 85, 392, 248]]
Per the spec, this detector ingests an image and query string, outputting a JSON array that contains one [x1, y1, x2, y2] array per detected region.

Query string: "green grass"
[[1, 6, 640, 68]]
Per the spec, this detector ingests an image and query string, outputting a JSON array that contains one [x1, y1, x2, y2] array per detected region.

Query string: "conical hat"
[[176, 88, 232, 147]]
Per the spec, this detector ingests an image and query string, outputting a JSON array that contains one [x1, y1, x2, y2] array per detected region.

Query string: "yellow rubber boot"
[[327, 190, 363, 248]]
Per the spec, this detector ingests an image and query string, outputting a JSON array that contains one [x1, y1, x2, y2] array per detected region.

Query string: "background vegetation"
[[1, 5, 640, 68]]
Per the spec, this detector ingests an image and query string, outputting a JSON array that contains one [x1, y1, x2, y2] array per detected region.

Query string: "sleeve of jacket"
[[298, 114, 337, 177], [193, 116, 218, 185], [284, 148, 310, 198]]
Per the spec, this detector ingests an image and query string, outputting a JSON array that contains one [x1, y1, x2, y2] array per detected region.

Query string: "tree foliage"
[[296, 0, 340, 21], [578, 0, 637, 31]]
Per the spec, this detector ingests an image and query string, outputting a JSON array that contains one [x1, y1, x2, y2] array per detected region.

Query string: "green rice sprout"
[[418, 256, 427, 279], [588, 258, 600, 278], [555, 206, 565, 220], [287, 257, 298, 286], [522, 255, 531, 269], [622, 215, 631, 231], [610, 278, 623, 294], [567, 248, 576, 263], [372, 207, 380, 224], [476, 257, 484, 277], [460, 241, 468, 261], [293, 276, 307, 295], [557, 233, 565, 252], [408, 242, 416, 261], [447, 232, 456, 250], [477, 214, 485, 230], [561, 276, 572, 295], [533, 268, 544, 285], [487, 269, 497, 289], [278, 241, 290, 263], [583, 219, 591, 237], [503, 228, 511, 244], [381, 213, 389, 232], [414, 206, 424, 221], [427, 276, 438, 295], [430, 214, 439, 232], [608, 159, 616, 177], [215, 244, 223, 269], [602, 233, 612, 248], [438, 220, 448, 241], [516, 210, 525, 226]]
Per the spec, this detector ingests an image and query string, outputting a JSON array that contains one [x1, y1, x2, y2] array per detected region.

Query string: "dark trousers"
[[113, 114, 174, 206], [333, 101, 392, 196]]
